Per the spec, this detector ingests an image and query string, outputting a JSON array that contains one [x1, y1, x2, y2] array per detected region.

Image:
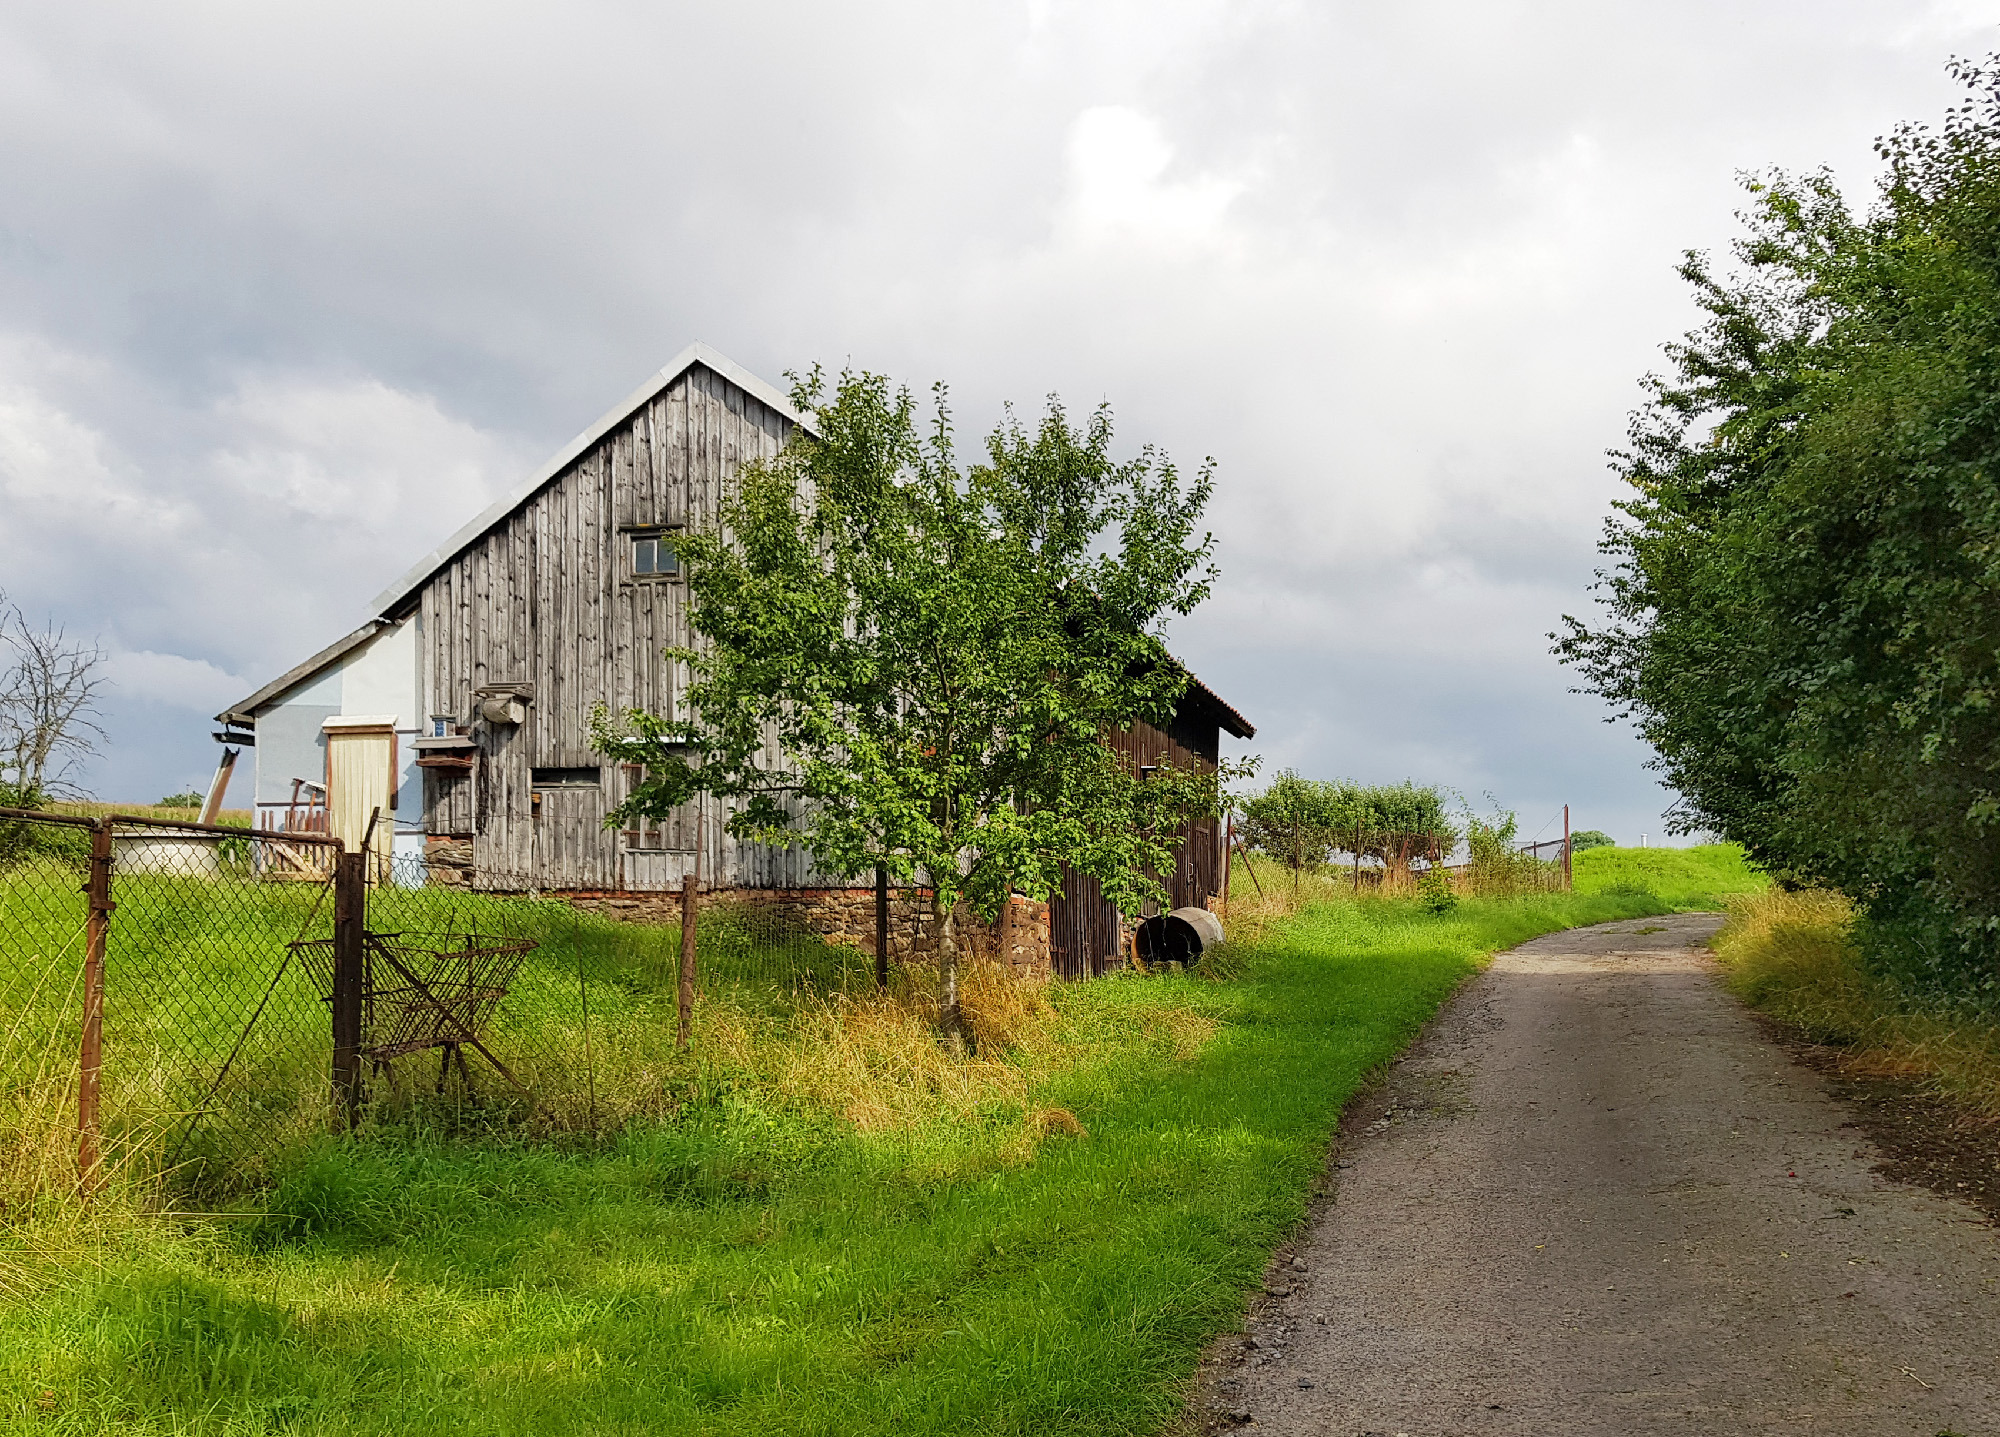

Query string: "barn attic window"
[[530, 767, 600, 788], [631, 532, 679, 578], [620, 761, 697, 850]]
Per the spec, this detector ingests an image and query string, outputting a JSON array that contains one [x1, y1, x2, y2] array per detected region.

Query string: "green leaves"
[[1237, 773, 1457, 874], [1558, 56, 2000, 1001], [596, 366, 1223, 923]]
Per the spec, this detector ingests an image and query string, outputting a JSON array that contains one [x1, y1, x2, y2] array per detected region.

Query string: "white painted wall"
[[252, 617, 425, 861]]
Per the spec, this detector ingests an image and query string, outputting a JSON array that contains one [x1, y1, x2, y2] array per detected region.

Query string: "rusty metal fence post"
[[77, 820, 112, 1192], [875, 866, 889, 989], [331, 847, 365, 1127], [677, 873, 697, 1050], [1563, 803, 1573, 891]]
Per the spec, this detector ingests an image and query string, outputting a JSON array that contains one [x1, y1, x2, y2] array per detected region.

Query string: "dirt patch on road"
[[1759, 1020, 2000, 1226]]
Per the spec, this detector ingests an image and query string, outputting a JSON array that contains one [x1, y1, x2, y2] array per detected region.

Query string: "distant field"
[[45, 802, 254, 827], [1573, 843, 1768, 908]]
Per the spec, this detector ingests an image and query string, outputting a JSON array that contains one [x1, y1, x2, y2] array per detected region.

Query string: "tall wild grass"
[[1714, 886, 2000, 1119]]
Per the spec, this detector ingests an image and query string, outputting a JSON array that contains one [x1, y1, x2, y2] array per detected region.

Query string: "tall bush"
[[1558, 57, 2000, 1002]]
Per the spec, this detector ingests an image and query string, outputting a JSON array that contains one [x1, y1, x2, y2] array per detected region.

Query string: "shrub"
[[1415, 865, 1458, 914]]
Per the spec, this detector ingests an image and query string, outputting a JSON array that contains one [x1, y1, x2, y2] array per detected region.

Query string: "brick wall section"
[[562, 885, 1053, 979]]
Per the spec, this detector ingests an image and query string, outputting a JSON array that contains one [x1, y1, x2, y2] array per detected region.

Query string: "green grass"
[[0, 860, 870, 1206], [1572, 842, 1767, 908], [0, 887, 1682, 1436]]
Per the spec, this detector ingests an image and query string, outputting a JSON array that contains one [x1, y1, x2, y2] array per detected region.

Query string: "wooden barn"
[[216, 343, 1253, 976]]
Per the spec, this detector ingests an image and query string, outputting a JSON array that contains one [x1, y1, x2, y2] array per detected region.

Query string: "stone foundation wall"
[[423, 836, 475, 887], [414, 838, 1054, 978], [563, 885, 1052, 979]]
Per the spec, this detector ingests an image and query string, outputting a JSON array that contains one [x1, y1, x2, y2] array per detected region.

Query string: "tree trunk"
[[934, 887, 967, 1055]]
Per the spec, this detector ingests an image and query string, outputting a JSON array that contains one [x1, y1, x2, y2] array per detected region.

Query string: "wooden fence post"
[[677, 874, 698, 1050], [331, 847, 365, 1128], [875, 866, 889, 989], [77, 821, 112, 1193]]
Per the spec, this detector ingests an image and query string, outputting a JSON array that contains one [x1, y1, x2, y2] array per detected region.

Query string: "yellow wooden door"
[[324, 719, 395, 872]]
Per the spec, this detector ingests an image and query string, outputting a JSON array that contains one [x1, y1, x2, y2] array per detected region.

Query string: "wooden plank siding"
[[414, 361, 805, 891], [401, 355, 1245, 960], [1045, 694, 1232, 977]]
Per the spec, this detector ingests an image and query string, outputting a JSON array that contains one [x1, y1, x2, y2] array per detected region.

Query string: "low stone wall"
[[563, 885, 1052, 979], [423, 836, 475, 887]]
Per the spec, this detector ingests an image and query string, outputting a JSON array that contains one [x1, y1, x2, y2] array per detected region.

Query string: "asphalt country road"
[[1199, 913, 2000, 1436]]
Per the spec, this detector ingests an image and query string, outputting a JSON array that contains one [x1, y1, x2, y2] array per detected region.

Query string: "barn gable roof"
[[214, 342, 802, 726], [1184, 674, 1256, 739], [368, 341, 809, 621], [217, 344, 1256, 741], [216, 619, 388, 726]]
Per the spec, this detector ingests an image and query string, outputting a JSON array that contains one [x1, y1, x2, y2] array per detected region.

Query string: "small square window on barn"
[[620, 762, 698, 850], [631, 532, 679, 579]]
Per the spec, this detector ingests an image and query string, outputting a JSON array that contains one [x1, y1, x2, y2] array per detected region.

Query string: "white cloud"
[[1056, 107, 1247, 252], [0, 332, 532, 738], [102, 649, 247, 712], [3, 0, 1999, 832]]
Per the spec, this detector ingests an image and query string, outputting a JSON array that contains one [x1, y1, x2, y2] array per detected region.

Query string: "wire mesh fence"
[[0, 810, 99, 1208], [1, 809, 923, 1206], [97, 817, 340, 1197]]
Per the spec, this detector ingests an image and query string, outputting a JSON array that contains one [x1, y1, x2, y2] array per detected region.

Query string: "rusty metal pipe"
[[0, 806, 99, 828], [77, 821, 111, 1193]]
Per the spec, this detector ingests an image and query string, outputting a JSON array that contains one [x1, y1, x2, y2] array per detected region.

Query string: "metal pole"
[[1222, 813, 1233, 914], [331, 847, 365, 1128], [1564, 803, 1572, 891], [677, 874, 698, 1050], [875, 865, 889, 989], [77, 821, 111, 1193]]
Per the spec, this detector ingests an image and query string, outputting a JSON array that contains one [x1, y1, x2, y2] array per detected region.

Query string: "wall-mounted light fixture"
[[475, 683, 534, 726]]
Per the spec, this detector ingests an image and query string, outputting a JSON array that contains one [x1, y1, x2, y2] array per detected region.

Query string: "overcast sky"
[[3, 1, 1996, 843]]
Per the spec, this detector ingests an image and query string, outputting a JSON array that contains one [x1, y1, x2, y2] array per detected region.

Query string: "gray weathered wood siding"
[[411, 362, 831, 890]]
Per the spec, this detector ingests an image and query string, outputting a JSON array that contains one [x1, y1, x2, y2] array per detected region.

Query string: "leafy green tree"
[[1365, 782, 1458, 885], [1238, 774, 1457, 886], [597, 369, 1230, 1046], [1568, 830, 1613, 852], [1237, 771, 1355, 874], [1557, 57, 2000, 998]]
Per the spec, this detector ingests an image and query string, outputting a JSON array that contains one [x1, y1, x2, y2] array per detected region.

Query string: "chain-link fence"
[[0, 810, 99, 1208], [2, 809, 916, 1207]]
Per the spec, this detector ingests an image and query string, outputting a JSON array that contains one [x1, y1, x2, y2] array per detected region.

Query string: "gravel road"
[[1197, 913, 2000, 1436]]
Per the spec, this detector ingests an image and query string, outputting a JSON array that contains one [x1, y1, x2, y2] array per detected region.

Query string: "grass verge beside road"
[[1714, 888, 2000, 1120], [4, 889, 1680, 1436]]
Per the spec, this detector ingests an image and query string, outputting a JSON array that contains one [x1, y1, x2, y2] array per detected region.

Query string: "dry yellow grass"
[[44, 802, 255, 827], [489, 954, 1210, 1157], [1713, 887, 2000, 1119], [726, 959, 1092, 1133]]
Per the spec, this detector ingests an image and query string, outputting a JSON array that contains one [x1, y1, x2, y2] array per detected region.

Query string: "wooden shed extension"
[[1046, 674, 1256, 980]]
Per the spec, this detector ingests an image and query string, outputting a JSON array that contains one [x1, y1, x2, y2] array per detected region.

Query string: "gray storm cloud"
[[1, 0, 1994, 837]]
